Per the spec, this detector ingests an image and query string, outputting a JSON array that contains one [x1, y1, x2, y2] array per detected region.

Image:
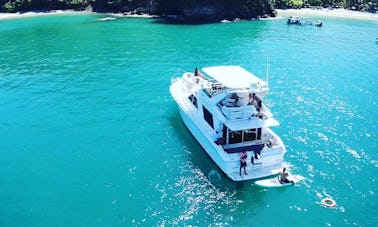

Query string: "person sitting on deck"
[[279, 168, 294, 184]]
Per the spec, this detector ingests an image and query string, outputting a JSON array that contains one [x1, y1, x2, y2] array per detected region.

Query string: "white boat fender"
[[321, 198, 336, 208]]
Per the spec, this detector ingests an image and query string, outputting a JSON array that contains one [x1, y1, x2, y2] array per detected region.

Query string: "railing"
[[250, 82, 269, 93]]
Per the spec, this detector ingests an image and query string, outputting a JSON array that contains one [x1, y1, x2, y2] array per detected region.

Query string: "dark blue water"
[[0, 14, 377, 226]]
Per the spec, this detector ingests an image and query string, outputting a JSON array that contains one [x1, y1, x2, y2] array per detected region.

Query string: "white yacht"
[[169, 66, 286, 181]]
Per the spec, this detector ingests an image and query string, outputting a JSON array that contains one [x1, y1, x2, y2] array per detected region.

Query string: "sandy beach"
[[0, 10, 155, 21], [276, 8, 378, 20], [0, 10, 91, 20]]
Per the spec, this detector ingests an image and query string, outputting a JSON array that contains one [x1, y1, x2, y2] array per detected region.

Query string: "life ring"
[[321, 198, 336, 208]]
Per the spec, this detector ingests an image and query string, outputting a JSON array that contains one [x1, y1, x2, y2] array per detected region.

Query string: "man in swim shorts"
[[280, 168, 294, 184], [240, 150, 248, 176]]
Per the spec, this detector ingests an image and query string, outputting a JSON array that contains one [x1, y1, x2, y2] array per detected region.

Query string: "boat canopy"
[[202, 66, 267, 89], [224, 117, 279, 131]]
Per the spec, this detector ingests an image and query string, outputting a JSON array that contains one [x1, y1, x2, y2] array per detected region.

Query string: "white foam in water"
[[371, 160, 378, 168], [345, 147, 361, 159]]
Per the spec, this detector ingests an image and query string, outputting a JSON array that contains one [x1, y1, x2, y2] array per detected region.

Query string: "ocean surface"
[[0, 13, 377, 226]]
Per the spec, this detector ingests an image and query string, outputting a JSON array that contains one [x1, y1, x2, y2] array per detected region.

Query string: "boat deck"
[[228, 164, 282, 181]]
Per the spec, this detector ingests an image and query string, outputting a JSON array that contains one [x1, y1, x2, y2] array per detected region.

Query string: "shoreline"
[[1, 8, 377, 21], [0, 10, 154, 21], [276, 8, 378, 20], [0, 10, 91, 20]]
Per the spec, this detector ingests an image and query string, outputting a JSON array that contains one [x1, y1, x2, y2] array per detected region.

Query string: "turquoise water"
[[0, 14, 377, 226]]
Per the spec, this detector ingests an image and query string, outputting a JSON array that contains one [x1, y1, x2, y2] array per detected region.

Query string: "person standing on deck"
[[240, 150, 248, 176], [249, 93, 255, 105]]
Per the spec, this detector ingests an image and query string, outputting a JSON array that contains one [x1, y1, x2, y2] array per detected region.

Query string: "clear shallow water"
[[0, 14, 377, 226]]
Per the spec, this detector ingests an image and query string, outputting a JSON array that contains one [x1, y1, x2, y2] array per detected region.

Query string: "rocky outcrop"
[[157, 1, 276, 23], [162, 4, 227, 24]]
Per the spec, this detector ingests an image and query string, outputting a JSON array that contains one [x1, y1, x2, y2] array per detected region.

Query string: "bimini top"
[[202, 66, 267, 89]]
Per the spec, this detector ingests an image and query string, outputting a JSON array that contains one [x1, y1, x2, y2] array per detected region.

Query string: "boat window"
[[229, 130, 243, 144], [203, 106, 214, 129], [257, 128, 262, 140], [222, 126, 262, 145], [188, 94, 198, 108], [244, 129, 256, 141], [223, 124, 227, 143]]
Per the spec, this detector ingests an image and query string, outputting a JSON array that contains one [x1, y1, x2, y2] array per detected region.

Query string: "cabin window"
[[188, 94, 198, 108], [244, 129, 256, 141], [222, 125, 262, 145], [257, 128, 262, 140], [222, 124, 227, 143], [229, 130, 243, 144], [203, 107, 214, 129]]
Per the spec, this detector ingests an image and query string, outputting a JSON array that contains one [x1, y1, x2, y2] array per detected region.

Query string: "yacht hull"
[[170, 66, 287, 181], [176, 104, 283, 181]]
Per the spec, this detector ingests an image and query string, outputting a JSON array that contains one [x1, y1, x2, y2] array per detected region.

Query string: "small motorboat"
[[287, 16, 302, 24], [314, 21, 323, 27], [287, 16, 323, 27]]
